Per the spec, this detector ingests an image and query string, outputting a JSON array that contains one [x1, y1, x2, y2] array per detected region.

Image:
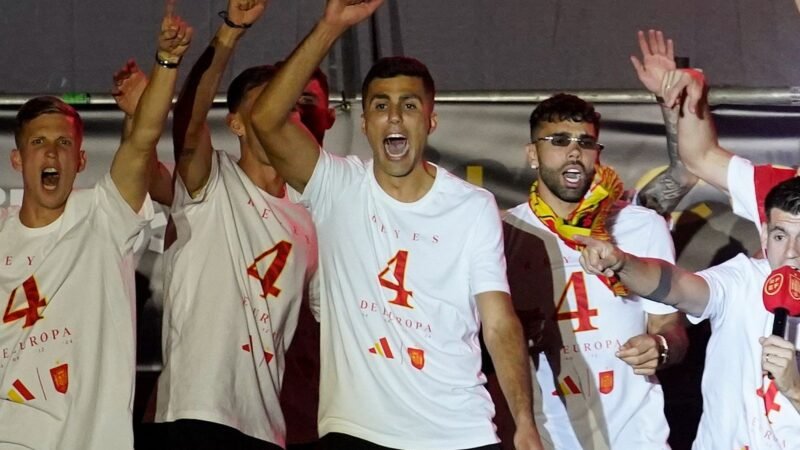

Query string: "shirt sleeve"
[[727, 155, 760, 229], [95, 173, 155, 253], [691, 253, 751, 324], [467, 194, 510, 296], [298, 150, 364, 222]]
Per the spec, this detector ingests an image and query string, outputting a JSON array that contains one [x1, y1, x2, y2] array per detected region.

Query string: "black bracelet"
[[155, 52, 180, 69], [218, 10, 252, 29]]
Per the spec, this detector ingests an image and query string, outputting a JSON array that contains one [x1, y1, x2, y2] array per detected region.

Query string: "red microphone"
[[762, 265, 800, 338]]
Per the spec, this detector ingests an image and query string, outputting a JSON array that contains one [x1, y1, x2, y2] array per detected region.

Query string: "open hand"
[[631, 30, 676, 94]]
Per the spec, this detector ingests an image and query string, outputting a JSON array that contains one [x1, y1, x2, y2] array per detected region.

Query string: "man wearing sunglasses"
[[501, 93, 688, 449]]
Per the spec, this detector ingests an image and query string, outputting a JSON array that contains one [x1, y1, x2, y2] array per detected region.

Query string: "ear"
[[226, 112, 245, 138], [360, 112, 366, 136], [10, 149, 22, 172], [760, 222, 769, 250], [526, 142, 539, 169], [77, 150, 87, 173], [427, 111, 438, 135]]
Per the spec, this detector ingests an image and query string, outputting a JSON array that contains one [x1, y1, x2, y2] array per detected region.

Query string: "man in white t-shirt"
[[248, 1, 541, 449], [501, 93, 687, 449], [661, 65, 800, 423], [0, 8, 191, 450], [579, 175, 800, 449], [154, 1, 330, 449]]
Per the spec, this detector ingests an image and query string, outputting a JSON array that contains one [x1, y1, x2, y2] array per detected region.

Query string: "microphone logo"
[[763, 269, 800, 300], [764, 272, 783, 296], [791, 272, 800, 300]]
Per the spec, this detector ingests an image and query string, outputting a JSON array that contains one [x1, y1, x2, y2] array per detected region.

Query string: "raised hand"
[[760, 335, 800, 398], [631, 30, 676, 94], [660, 68, 706, 115], [225, 0, 268, 28], [617, 334, 661, 375], [574, 235, 626, 278], [322, 0, 385, 31], [112, 59, 148, 116], [159, 0, 193, 64]]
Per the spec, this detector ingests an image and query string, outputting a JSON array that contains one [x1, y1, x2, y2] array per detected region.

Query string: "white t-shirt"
[[298, 151, 508, 450], [0, 174, 153, 450], [692, 254, 800, 450], [726, 155, 800, 366], [504, 201, 676, 450], [728, 155, 763, 233], [156, 151, 317, 446]]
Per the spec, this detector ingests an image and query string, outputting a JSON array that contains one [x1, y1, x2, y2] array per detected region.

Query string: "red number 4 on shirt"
[[555, 272, 598, 332], [4, 276, 47, 329], [247, 241, 292, 299], [379, 250, 414, 309]]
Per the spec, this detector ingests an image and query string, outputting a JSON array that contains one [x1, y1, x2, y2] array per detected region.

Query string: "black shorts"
[[320, 432, 501, 450], [163, 419, 282, 450]]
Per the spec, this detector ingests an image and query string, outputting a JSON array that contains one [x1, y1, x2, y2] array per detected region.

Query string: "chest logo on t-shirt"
[[3, 276, 47, 329], [247, 241, 292, 300], [552, 375, 582, 396], [378, 250, 414, 309]]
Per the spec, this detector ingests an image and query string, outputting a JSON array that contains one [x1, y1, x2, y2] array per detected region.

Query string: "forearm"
[[617, 255, 708, 317], [121, 115, 134, 143], [173, 25, 243, 154], [251, 20, 343, 140], [127, 63, 178, 154], [676, 102, 731, 192], [484, 318, 537, 431], [637, 105, 697, 215]]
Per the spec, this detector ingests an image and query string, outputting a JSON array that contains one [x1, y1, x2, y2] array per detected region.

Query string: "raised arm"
[[576, 235, 711, 317], [661, 68, 734, 193], [111, 59, 174, 206], [477, 291, 543, 450], [631, 30, 698, 214], [173, 0, 267, 195], [250, 0, 383, 193], [110, 1, 192, 211]]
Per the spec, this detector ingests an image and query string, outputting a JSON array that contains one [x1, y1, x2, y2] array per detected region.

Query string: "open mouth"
[[562, 167, 584, 188], [41, 167, 60, 191], [383, 134, 409, 160]]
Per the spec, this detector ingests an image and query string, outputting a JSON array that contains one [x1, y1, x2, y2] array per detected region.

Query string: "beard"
[[537, 162, 595, 203]]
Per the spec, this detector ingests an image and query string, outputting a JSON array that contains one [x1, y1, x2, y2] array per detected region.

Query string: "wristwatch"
[[655, 334, 669, 366]]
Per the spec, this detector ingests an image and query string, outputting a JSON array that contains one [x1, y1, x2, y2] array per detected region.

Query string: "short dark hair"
[[227, 64, 330, 113], [765, 176, 800, 219], [227, 65, 278, 113], [529, 93, 601, 141], [14, 96, 84, 148], [361, 56, 435, 108]]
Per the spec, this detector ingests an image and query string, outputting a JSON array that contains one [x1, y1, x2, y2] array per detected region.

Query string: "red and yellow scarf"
[[529, 165, 628, 296]]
